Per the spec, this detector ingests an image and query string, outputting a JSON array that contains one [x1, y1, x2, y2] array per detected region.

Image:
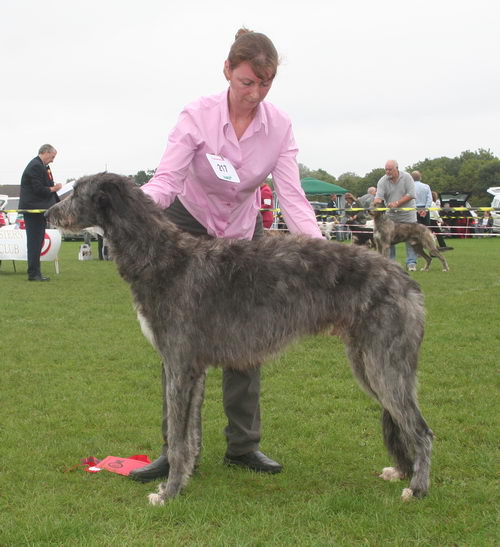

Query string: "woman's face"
[[225, 61, 274, 114]]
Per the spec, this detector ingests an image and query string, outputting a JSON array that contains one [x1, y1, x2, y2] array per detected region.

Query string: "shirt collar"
[[221, 89, 231, 128], [221, 88, 269, 136]]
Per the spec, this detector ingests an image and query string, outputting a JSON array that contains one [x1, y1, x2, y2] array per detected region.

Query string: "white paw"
[[148, 493, 164, 506], [379, 467, 404, 481], [401, 488, 414, 501]]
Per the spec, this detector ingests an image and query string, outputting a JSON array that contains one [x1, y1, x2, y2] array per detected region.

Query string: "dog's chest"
[[136, 310, 157, 350]]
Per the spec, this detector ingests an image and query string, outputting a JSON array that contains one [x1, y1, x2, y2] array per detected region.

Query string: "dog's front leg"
[[377, 242, 390, 258], [149, 365, 204, 505]]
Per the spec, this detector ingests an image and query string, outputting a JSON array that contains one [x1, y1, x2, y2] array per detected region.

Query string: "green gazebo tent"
[[300, 177, 348, 196]]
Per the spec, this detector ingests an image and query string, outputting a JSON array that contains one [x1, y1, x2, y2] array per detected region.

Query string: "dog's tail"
[[427, 232, 452, 253], [430, 246, 453, 254]]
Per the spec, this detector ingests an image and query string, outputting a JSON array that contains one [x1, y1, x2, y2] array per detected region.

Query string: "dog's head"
[[368, 203, 386, 220], [46, 173, 136, 234]]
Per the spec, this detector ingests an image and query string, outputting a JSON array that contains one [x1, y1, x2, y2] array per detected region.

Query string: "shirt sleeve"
[[375, 179, 385, 200], [404, 176, 416, 199], [425, 185, 432, 207], [141, 110, 200, 208], [271, 125, 322, 239]]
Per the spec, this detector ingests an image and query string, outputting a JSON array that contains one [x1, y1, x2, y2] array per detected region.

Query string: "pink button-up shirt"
[[142, 90, 322, 240]]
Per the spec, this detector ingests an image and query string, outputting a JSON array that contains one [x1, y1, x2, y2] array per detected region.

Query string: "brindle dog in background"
[[371, 209, 450, 271], [46, 173, 433, 505]]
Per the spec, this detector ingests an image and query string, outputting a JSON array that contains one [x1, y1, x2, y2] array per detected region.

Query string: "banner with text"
[[0, 228, 61, 261]]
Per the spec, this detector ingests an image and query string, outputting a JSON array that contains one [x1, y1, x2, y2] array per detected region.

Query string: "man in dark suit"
[[19, 144, 62, 281]]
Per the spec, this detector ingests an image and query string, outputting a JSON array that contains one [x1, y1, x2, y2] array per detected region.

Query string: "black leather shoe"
[[223, 451, 283, 474], [28, 275, 50, 281], [129, 455, 169, 482], [438, 246, 454, 251]]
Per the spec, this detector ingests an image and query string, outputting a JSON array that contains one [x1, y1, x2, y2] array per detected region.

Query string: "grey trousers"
[[161, 198, 264, 456]]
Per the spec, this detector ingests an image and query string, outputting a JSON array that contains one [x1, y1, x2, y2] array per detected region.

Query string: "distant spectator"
[[476, 210, 493, 237], [19, 144, 62, 281], [97, 234, 105, 259], [344, 192, 366, 225], [411, 171, 432, 226], [344, 192, 366, 242], [259, 183, 274, 228], [326, 193, 347, 240], [430, 191, 452, 250], [374, 159, 417, 271], [358, 187, 376, 208], [326, 193, 340, 217]]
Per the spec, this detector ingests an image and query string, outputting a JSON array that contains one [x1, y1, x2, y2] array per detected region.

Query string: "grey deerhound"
[[372, 210, 449, 272], [46, 173, 433, 505]]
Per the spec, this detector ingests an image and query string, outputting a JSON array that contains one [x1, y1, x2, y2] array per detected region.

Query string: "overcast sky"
[[1, 0, 499, 186]]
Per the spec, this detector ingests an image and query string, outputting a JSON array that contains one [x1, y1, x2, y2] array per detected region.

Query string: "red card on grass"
[[96, 456, 150, 476]]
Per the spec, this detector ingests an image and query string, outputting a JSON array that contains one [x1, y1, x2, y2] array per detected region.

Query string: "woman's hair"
[[226, 28, 279, 80], [432, 191, 438, 201], [344, 192, 355, 202]]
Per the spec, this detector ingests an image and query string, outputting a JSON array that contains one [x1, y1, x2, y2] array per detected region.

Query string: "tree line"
[[129, 148, 500, 206], [299, 149, 499, 205]]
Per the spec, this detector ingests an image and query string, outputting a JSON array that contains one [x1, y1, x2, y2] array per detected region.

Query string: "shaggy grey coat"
[[46, 173, 433, 505]]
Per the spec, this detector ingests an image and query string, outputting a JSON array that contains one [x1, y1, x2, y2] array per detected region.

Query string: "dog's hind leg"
[[345, 345, 416, 482], [405, 405, 433, 499], [345, 313, 432, 500], [380, 409, 414, 480], [372, 368, 433, 500], [380, 397, 433, 500], [429, 248, 449, 272], [149, 366, 205, 505], [411, 243, 432, 271], [378, 362, 433, 500]]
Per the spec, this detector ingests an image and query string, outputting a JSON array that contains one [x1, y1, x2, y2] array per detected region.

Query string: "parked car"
[[309, 201, 330, 218], [439, 191, 477, 238], [6, 197, 23, 227], [0, 195, 23, 228], [0, 195, 8, 227], [0, 194, 9, 228], [487, 186, 500, 233]]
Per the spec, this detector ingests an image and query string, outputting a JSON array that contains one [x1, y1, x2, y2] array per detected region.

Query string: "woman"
[[259, 182, 274, 229], [476, 210, 493, 237], [430, 191, 452, 249], [130, 29, 322, 482], [343, 192, 366, 243]]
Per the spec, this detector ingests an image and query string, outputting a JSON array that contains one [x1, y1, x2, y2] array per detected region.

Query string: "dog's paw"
[[379, 467, 404, 481], [401, 488, 414, 501], [148, 493, 165, 506]]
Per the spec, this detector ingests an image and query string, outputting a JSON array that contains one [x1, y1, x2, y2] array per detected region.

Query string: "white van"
[[487, 187, 500, 233]]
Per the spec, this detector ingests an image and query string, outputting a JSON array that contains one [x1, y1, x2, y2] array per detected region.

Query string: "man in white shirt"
[[411, 171, 432, 226]]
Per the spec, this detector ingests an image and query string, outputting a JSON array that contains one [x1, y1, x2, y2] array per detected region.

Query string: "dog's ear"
[[92, 177, 129, 220]]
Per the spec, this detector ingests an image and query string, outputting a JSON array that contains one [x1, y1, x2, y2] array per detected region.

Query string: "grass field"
[[1, 238, 499, 546]]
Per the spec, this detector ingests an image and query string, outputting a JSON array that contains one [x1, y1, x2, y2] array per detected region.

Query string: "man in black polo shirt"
[[19, 144, 62, 281]]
